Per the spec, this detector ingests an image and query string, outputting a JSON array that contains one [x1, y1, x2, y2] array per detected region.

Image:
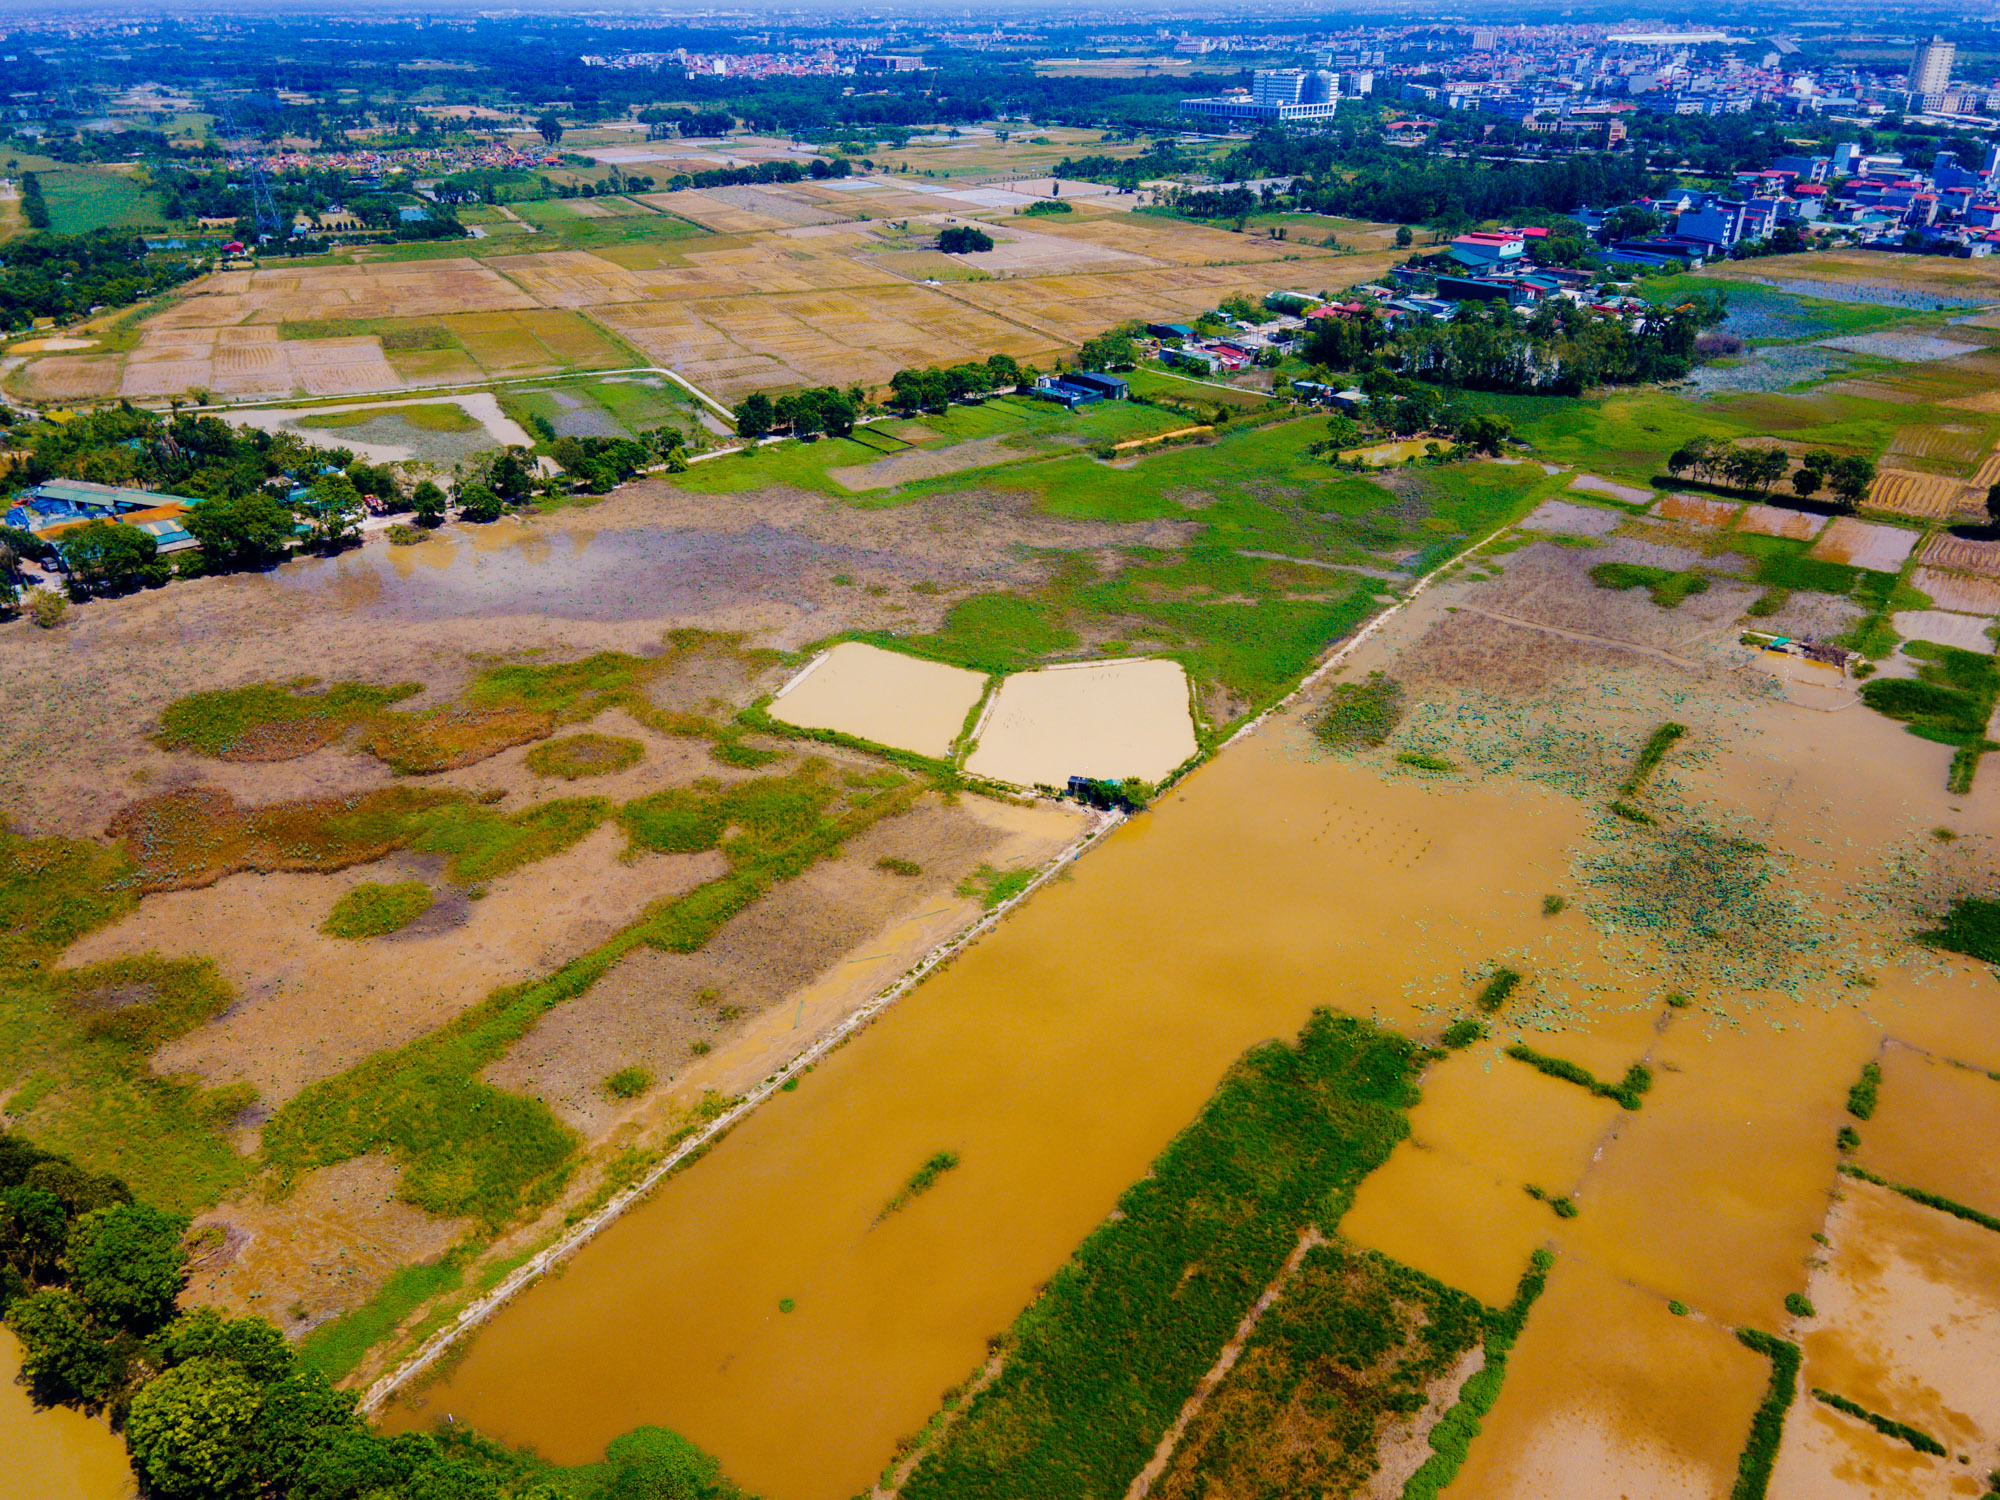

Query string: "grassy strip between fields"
[[899, 1011, 1421, 1500], [1504, 1044, 1654, 1111], [1399, 1247, 1554, 1500], [1811, 1387, 1947, 1457], [1731, 1328, 1800, 1500]]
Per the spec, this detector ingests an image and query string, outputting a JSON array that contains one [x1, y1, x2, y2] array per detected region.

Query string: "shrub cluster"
[[1312, 671, 1405, 750], [1812, 1388, 1946, 1456]]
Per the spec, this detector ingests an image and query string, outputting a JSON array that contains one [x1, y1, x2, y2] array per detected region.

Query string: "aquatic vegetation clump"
[[1311, 671, 1405, 751]]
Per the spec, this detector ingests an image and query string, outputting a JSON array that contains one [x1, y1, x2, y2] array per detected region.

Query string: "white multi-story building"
[[1180, 68, 1340, 125], [1908, 36, 1954, 97]]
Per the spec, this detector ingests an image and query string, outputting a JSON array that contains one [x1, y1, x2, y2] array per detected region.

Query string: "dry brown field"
[[6, 175, 1378, 404]]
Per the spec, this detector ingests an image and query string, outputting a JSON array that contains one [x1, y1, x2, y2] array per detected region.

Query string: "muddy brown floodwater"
[[0, 1329, 136, 1500], [384, 726, 1601, 1496], [380, 571, 1998, 1499]]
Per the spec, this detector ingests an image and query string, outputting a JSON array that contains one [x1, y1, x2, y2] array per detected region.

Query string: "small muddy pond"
[[1342, 439, 1439, 466], [253, 522, 888, 624]]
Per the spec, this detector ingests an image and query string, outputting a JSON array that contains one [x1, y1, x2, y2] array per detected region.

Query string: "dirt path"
[[1457, 605, 1707, 671], [1125, 1228, 1324, 1500]]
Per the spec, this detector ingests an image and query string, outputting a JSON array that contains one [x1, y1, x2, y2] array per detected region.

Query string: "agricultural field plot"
[[1911, 566, 2000, 616], [35, 166, 161, 234], [1892, 609, 1996, 653], [1920, 533, 2000, 577], [769, 642, 987, 758], [1808, 516, 1920, 572], [962, 658, 1198, 787], [656, 185, 854, 233], [1777, 1177, 2000, 1497]]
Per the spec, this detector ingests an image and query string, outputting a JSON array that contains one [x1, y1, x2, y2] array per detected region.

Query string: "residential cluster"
[[1399, 29, 2000, 125], [1578, 141, 2000, 262]]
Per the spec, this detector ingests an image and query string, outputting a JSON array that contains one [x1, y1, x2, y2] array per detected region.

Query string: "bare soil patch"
[[66, 828, 727, 1106], [183, 1155, 469, 1335], [1808, 517, 1920, 573]]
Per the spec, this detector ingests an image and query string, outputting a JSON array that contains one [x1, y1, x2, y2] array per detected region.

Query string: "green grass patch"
[[37, 169, 161, 234], [1504, 1044, 1653, 1109], [408, 799, 610, 883], [902, 1011, 1422, 1500], [877, 1150, 960, 1220], [321, 881, 433, 939], [155, 679, 421, 760], [1917, 897, 2000, 963], [298, 401, 478, 433], [525, 733, 644, 780], [604, 1066, 653, 1100], [1859, 642, 2000, 751], [1732, 1329, 1800, 1500], [1396, 751, 1454, 772], [0, 838, 256, 1212], [956, 864, 1034, 910], [1441, 1020, 1486, 1049], [298, 1253, 466, 1382], [1590, 562, 1710, 608]]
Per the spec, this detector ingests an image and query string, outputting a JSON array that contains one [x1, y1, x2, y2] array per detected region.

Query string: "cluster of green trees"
[[546, 434, 657, 492], [661, 159, 817, 193], [1301, 293, 1724, 399], [0, 230, 202, 332], [1076, 325, 1142, 372], [6, 405, 343, 509], [731, 385, 862, 440], [2, 1131, 747, 1500], [936, 225, 993, 253], [20, 170, 50, 230], [639, 106, 735, 138], [888, 354, 1027, 413], [1667, 436, 1875, 506]]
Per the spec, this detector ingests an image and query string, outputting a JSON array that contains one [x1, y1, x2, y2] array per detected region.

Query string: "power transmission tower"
[[219, 99, 282, 239]]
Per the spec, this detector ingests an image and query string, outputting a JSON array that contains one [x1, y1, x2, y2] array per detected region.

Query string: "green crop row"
[[900, 1012, 1422, 1500]]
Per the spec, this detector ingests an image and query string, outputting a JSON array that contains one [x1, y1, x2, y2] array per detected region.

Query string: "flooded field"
[[384, 548, 2000, 1498], [0, 1330, 136, 1500]]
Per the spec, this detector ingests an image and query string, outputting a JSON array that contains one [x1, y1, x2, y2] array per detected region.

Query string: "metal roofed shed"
[[5, 478, 204, 536], [1064, 371, 1128, 400]]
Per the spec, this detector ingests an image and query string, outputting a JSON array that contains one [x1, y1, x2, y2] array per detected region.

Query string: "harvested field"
[[1865, 467, 1974, 521], [964, 658, 1198, 787], [183, 1155, 469, 1334], [1910, 566, 2000, 615], [65, 827, 730, 1105], [1891, 610, 1994, 653], [1654, 493, 1742, 531], [1920, 532, 2000, 577], [769, 642, 987, 758], [1736, 503, 1828, 540], [1808, 517, 1920, 572], [1517, 499, 1626, 538], [1568, 474, 1654, 505], [480, 795, 1074, 1137]]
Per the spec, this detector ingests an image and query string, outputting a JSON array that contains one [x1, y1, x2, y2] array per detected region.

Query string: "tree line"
[[1667, 436, 1876, 506]]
